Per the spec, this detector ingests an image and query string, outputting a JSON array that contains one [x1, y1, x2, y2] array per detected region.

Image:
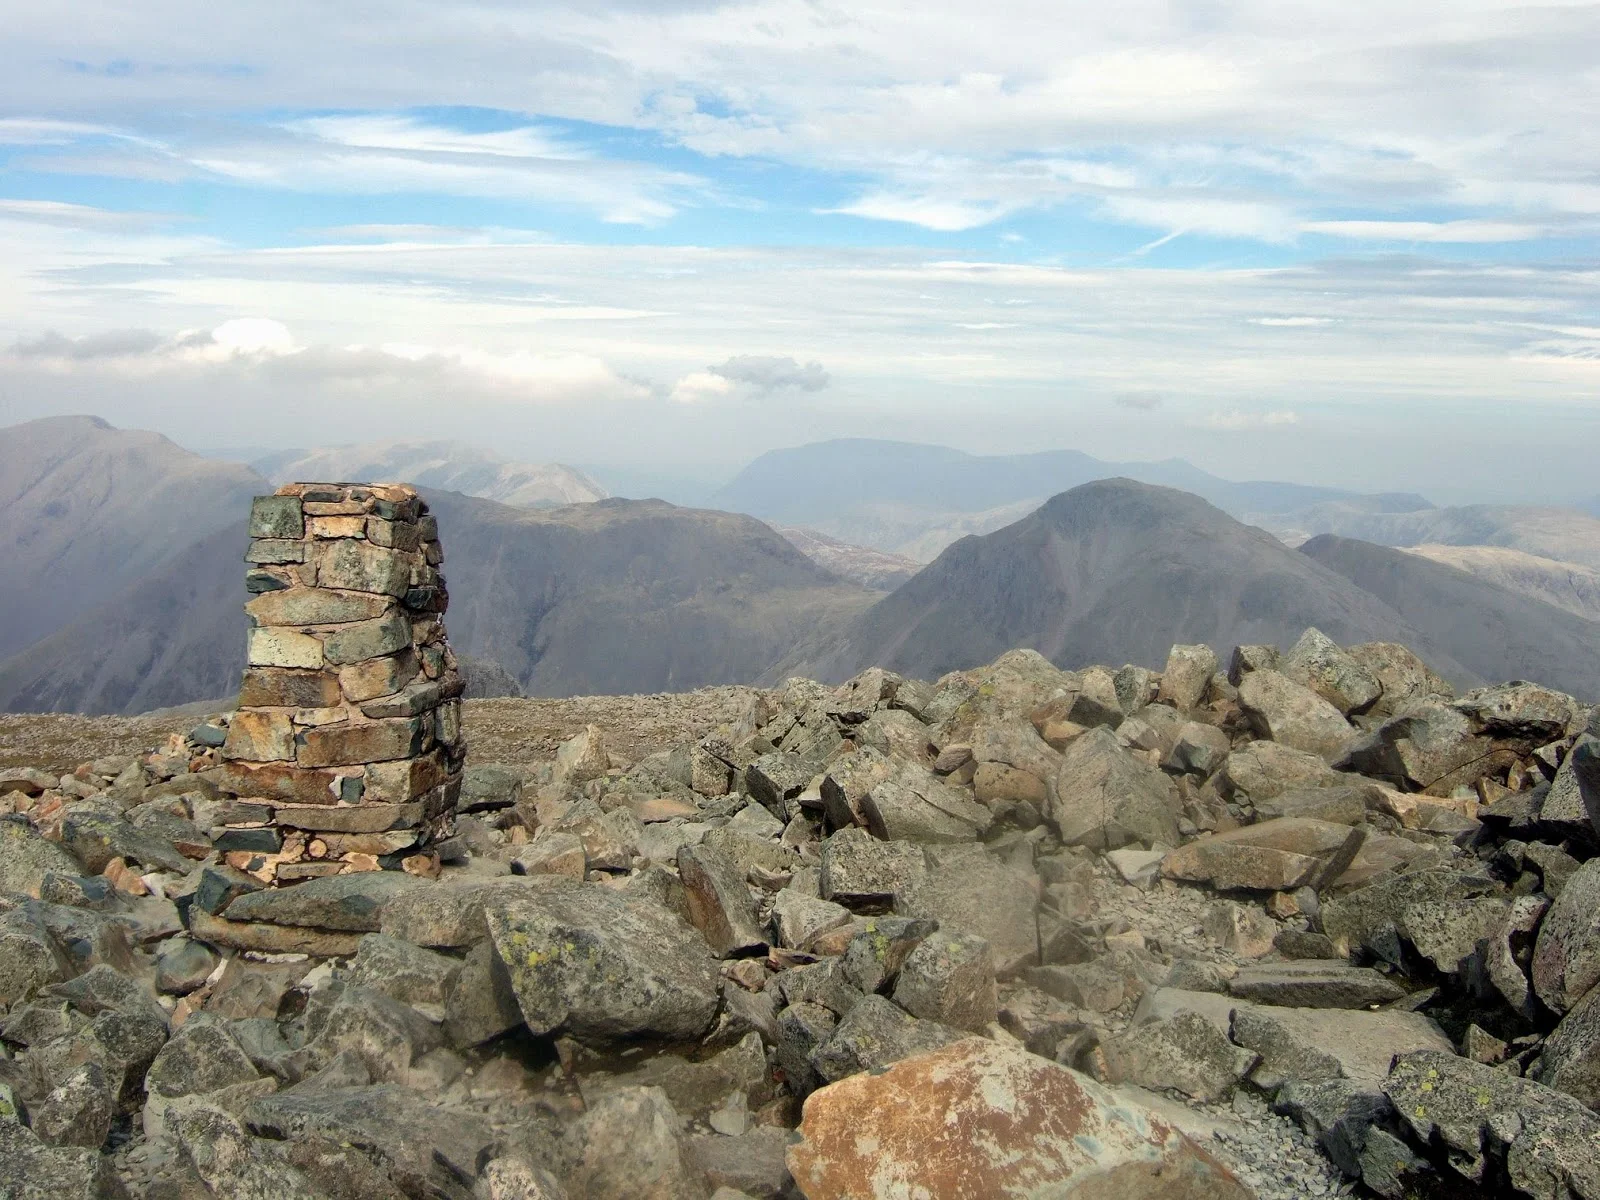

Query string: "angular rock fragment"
[[1047, 726, 1180, 851], [1228, 961, 1406, 1009], [787, 1038, 1253, 1199], [890, 931, 997, 1032], [1280, 627, 1382, 716], [1237, 670, 1354, 760], [1161, 817, 1363, 893], [485, 879, 720, 1041], [679, 841, 766, 957]]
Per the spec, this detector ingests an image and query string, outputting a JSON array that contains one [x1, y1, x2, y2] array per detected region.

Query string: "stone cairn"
[[213, 482, 464, 883]]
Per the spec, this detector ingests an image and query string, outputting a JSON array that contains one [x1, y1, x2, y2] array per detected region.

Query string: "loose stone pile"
[[215, 483, 464, 884], [6, 627, 1600, 1198]]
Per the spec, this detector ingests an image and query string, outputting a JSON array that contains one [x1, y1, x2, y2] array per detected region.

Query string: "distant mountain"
[[776, 527, 922, 591], [790, 478, 1473, 686], [0, 524, 248, 715], [0, 491, 874, 713], [1400, 544, 1600, 623], [0, 416, 266, 660], [1300, 536, 1600, 700], [711, 438, 1430, 560], [1259, 502, 1600, 570], [257, 440, 608, 509]]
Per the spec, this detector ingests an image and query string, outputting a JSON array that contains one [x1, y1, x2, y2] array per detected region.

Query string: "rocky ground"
[[3, 630, 1600, 1198]]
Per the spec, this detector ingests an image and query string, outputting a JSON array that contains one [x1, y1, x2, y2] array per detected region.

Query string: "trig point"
[[215, 482, 464, 881]]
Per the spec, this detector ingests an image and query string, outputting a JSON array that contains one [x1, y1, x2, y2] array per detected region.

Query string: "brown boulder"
[[787, 1037, 1253, 1199]]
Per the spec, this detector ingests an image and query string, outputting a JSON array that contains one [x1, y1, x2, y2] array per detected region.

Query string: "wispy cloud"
[[1193, 409, 1301, 431]]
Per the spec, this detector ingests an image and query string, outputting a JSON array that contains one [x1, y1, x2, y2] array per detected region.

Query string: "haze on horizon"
[[2, 1, 1598, 504]]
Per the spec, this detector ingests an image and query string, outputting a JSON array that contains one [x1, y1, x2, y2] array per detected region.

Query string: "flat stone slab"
[[221, 871, 428, 932], [1227, 961, 1406, 1009]]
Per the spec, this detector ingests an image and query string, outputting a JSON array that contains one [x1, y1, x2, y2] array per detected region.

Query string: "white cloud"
[[1251, 316, 1334, 327], [708, 354, 828, 393], [1194, 409, 1301, 430], [670, 369, 736, 404], [1303, 219, 1549, 243]]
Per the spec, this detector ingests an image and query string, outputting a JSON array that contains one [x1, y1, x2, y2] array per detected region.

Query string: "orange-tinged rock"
[[787, 1037, 1255, 1199]]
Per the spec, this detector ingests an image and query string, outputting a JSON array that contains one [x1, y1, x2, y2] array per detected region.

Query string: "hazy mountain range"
[[254, 440, 608, 509], [5, 416, 1600, 713], [712, 438, 1433, 561]]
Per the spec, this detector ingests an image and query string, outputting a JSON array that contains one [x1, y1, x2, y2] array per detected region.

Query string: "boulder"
[[862, 775, 991, 844], [1236, 670, 1354, 760], [346, 932, 462, 1021], [1486, 894, 1549, 1020], [1346, 642, 1453, 713], [771, 890, 852, 951], [818, 827, 925, 912], [1536, 984, 1600, 1109], [553, 724, 610, 785], [787, 1038, 1253, 1199], [1158, 644, 1220, 711], [1218, 741, 1346, 805], [484, 878, 720, 1041], [1047, 727, 1180, 851], [1161, 818, 1363, 893], [222, 870, 428, 932], [678, 841, 766, 958], [1335, 703, 1499, 794], [1228, 961, 1406, 1008], [809, 994, 964, 1085], [1399, 897, 1509, 975], [890, 931, 998, 1032], [1280, 628, 1382, 715], [898, 843, 1040, 977], [1103, 1010, 1259, 1102], [246, 1084, 496, 1198], [1386, 1050, 1600, 1198], [0, 820, 83, 898], [1533, 857, 1600, 1014], [0, 1120, 120, 1199], [1456, 680, 1579, 741], [568, 1086, 703, 1200], [1164, 721, 1232, 778]]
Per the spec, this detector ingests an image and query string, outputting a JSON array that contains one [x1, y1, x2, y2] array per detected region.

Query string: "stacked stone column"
[[216, 482, 464, 881]]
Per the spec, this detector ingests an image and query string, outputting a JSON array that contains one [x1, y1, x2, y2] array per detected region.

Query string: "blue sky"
[[1, 1, 1598, 501]]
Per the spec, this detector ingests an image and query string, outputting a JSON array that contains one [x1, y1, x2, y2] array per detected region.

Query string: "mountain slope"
[[776, 527, 922, 591], [1300, 535, 1600, 700], [0, 492, 874, 713], [712, 438, 1430, 559], [1261, 502, 1600, 570], [0, 416, 266, 659], [1401, 544, 1600, 623], [257, 440, 608, 509], [793, 478, 1471, 685]]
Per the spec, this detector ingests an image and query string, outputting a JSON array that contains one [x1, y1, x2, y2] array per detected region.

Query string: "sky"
[[1, 1, 1599, 503]]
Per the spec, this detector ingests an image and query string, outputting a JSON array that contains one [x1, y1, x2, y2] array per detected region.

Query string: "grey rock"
[[155, 936, 220, 996], [459, 764, 523, 812], [0, 1118, 119, 1199], [0, 904, 71, 1006], [296, 983, 442, 1084], [1386, 1049, 1600, 1198], [1486, 894, 1549, 1020], [839, 917, 937, 994], [1161, 817, 1363, 892], [1218, 741, 1346, 805], [1457, 680, 1579, 741], [1533, 857, 1600, 1014], [1346, 641, 1454, 714], [809, 994, 964, 1085], [1537, 983, 1600, 1109], [568, 1086, 703, 1200], [58, 808, 191, 874], [1229, 961, 1406, 1008], [1047, 726, 1180, 851], [898, 842, 1040, 978], [1280, 627, 1382, 715], [1321, 867, 1496, 958], [775, 959, 865, 1017], [443, 940, 525, 1050], [1157, 644, 1219, 711], [678, 842, 766, 958], [774, 1002, 839, 1097], [818, 827, 925, 912], [689, 1126, 791, 1199], [247, 1084, 496, 1198], [1335, 702, 1496, 792], [224, 871, 428, 932], [347, 933, 462, 1021], [143, 1012, 261, 1137], [1163, 721, 1232, 777], [891, 931, 997, 1032], [862, 775, 991, 844], [485, 878, 720, 1042], [29, 1062, 112, 1148], [1104, 1010, 1258, 1102], [770, 889, 851, 950], [1237, 670, 1354, 760], [0, 819, 83, 897], [1400, 898, 1509, 975]]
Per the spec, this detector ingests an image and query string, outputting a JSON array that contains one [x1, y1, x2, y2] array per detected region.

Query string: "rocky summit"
[[3, 629, 1600, 1199]]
